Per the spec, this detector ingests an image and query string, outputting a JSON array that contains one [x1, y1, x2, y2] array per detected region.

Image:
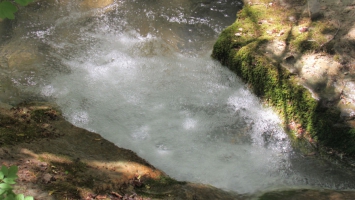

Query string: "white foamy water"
[[2, 0, 355, 195], [44, 35, 291, 193]]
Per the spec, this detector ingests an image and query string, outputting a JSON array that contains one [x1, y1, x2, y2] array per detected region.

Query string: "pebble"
[[42, 173, 55, 184]]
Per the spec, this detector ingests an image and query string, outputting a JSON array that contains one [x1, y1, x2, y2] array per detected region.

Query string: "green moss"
[[136, 175, 186, 198], [0, 106, 61, 147], [44, 181, 81, 199], [212, 4, 355, 155], [333, 54, 341, 61], [0, 113, 41, 146], [288, 20, 337, 53], [31, 108, 59, 123], [144, 175, 185, 188], [43, 160, 94, 199]]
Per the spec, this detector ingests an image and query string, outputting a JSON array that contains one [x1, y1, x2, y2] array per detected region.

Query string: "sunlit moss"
[[212, 3, 355, 155]]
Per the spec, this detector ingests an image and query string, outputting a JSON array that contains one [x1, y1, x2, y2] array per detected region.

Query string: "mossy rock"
[[212, 4, 355, 155]]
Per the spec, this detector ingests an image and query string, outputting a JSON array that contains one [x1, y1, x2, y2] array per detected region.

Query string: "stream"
[[1, 0, 355, 195]]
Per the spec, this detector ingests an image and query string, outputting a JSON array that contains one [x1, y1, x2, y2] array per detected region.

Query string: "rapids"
[[1, 0, 355, 195]]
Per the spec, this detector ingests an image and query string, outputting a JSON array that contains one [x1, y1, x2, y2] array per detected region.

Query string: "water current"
[[1, 0, 355, 195]]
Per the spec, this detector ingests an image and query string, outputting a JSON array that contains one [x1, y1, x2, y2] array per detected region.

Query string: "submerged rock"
[[80, 0, 114, 9], [0, 40, 41, 71], [256, 188, 355, 200]]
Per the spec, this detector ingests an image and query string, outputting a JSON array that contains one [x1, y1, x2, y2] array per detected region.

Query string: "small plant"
[[0, 165, 34, 200], [0, 0, 33, 19]]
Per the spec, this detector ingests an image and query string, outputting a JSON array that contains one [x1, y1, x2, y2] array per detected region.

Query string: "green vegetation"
[[0, 107, 60, 147], [213, 3, 337, 58], [0, 165, 33, 200], [212, 4, 355, 155], [136, 175, 186, 199], [145, 175, 184, 187], [42, 159, 94, 199], [0, 0, 33, 19]]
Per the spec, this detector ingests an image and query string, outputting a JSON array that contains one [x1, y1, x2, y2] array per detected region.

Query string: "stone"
[[80, 0, 114, 9], [7, 51, 38, 69], [308, 0, 322, 20], [347, 27, 355, 39], [0, 40, 42, 71], [42, 173, 56, 183]]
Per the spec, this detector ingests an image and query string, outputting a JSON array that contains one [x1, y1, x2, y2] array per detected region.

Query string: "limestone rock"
[[0, 41, 41, 71], [80, 0, 114, 9], [346, 27, 355, 40], [7, 51, 38, 69]]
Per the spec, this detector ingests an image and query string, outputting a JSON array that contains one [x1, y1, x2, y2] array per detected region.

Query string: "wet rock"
[[7, 51, 38, 69], [308, 0, 322, 20], [0, 40, 41, 71], [80, 0, 114, 9], [256, 188, 355, 200]]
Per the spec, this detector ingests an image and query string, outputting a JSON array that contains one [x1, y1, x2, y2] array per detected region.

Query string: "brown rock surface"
[[0, 102, 243, 200]]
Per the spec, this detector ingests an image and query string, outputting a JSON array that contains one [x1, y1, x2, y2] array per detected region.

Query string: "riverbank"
[[0, 102, 243, 200], [213, 0, 355, 159], [1, 103, 355, 199]]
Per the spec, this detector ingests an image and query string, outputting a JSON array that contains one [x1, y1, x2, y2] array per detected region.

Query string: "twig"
[[319, 20, 340, 49]]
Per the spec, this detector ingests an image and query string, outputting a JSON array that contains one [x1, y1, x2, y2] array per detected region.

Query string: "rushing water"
[[1, 0, 355, 195]]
